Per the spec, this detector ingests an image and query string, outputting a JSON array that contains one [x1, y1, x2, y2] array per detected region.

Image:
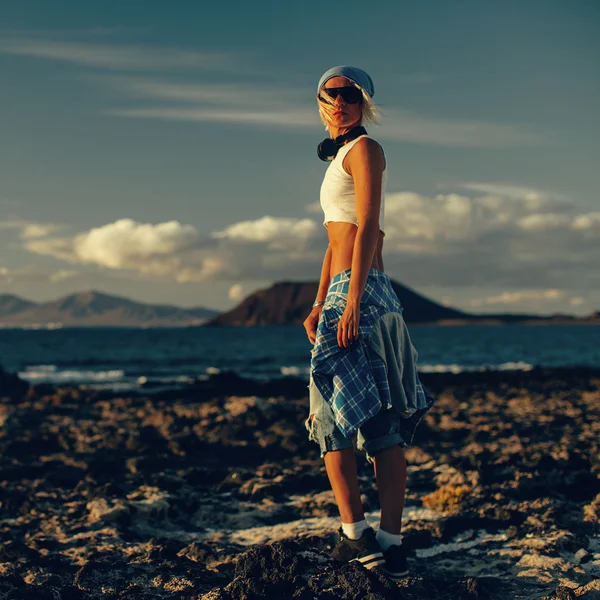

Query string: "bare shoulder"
[[343, 136, 386, 175]]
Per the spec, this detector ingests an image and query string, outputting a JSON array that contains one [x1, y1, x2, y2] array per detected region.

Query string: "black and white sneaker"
[[380, 544, 409, 580], [330, 526, 385, 570]]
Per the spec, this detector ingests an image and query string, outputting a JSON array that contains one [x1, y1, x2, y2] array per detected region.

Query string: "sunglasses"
[[318, 86, 363, 104]]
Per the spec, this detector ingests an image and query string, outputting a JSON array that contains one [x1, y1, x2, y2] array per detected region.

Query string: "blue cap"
[[317, 65, 375, 98]]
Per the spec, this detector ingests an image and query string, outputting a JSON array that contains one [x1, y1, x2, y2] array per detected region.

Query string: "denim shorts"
[[305, 374, 408, 464]]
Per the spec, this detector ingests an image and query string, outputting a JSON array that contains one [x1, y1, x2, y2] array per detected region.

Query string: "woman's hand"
[[303, 306, 323, 345], [337, 300, 360, 348]]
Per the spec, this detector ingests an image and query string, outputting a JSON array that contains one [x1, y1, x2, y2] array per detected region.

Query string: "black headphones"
[[317, 126, 367, 162]]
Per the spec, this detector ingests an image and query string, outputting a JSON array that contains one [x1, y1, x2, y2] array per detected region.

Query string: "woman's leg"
[[324, 448, 365, 523], [372, 445, 406, 534]]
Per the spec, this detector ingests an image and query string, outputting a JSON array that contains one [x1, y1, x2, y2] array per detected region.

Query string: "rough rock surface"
[[1, 367, 599, 599]]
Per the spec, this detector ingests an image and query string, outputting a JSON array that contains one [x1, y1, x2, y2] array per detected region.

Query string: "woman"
[[303, 65, 435, 580]]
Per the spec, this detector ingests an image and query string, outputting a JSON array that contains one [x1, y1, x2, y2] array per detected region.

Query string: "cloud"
[[48, 269, 79, 283], [0, 218, 65, 240], [85, 73, 546, 146], [102, 77, 543, 146], [454, 182, 553, 202], [0, 35, 548, 147], [105, 89, 545, 146], [107, 107, 315, 128], [468, 289, 564, 307], [73, 219, 200, 267], [24, 216, 325, 283], [0, 38, 240, 71], [378, 185, 600, 294], [572, 212, 600, 230], [97, 76, 288, 106], [16, 184, 600, 309], [20, 223, 64, 239], [214, 216, 318, 244], [0, 265, 79, 285], [228, 284, 245, 302], [516, 213, 572, 231]]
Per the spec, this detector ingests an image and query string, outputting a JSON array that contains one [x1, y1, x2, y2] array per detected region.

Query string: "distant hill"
[[0, 294, 38, 317], [205, 280, 599, 327], [205, 279, 469, 326], [0, 290, 219, 328], [2, 286, 595, 329]]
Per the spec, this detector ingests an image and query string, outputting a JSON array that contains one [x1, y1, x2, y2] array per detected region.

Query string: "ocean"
[[1, 325, 599, 391]]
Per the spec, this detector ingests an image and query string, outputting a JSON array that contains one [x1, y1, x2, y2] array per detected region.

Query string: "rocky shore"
[[1, 367, 600, 599]]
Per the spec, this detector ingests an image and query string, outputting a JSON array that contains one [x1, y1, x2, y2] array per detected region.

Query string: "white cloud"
[[571, 212, 600, 230], [0, 36, 548, 148], [228, 284, 245, 302], [455, 182, 552, 203], [0, 264, 79, 285], [213, 216, 318, 244], [0, 39, 239, 71], [73, 218, 200, 267], [20, 223, 63, 239], [517, 213, 572, 231], [98, 76, 290, 107], [469, 289, 564, 307], [88, 74, 546, 147], [383, 185, 600, 253], [107, 99, 545, 147], [107, 107, 315, 128], [48, 269, 78, 283], [0, 218, 64, 239], [376, 185, 600, 296], [383, 191, 510, 247], [24, 216, 324, 283], [15, 184, 600, 309]]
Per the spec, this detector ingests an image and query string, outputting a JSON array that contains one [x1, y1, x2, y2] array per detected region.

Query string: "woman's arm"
[[338, 138, 385, 347]]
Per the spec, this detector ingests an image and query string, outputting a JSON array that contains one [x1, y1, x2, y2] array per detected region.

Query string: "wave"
[[280, 366, 310, 376], [0, 322, 63, 330], [16, 364, 216, 391], [16, 360, 536, 391], [18, 366, 125, 383], [418, 361, 534, 374]]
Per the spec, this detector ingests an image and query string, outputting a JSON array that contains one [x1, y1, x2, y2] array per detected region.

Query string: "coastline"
[[1, 368, 599, 598]]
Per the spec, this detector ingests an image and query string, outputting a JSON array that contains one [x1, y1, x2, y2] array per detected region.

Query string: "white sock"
[[376, 528, 403, 550], [341, 518, 369, 540]]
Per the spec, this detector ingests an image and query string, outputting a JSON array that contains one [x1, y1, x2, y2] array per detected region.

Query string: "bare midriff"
[[327, 221, 384, 279]]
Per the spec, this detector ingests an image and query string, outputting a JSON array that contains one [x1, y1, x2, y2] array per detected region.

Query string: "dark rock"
[[0, 363, 29, 400], [555, 586, 576, 600]]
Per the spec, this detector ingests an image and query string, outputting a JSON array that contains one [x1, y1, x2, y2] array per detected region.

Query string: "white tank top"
[[319, 134, 386, 233]]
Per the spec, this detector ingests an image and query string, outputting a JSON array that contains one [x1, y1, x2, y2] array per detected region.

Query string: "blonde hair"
[[317, 82, 382, 133]]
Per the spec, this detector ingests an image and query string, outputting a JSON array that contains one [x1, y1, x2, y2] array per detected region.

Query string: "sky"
[[0, 0, 599, 315]]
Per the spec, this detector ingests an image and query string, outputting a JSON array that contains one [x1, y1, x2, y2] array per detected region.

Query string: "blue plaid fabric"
[[311, 268, 429, 438]]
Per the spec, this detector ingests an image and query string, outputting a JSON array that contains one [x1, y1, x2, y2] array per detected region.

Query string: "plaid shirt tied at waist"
[[310, 268, 430, 438]]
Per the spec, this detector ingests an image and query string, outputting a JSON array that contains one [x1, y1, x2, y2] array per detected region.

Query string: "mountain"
[[205, 279, 469, 326], [1, 285, 593, 329], [0, 291, 219, 327], [0, 294, 38, 318]]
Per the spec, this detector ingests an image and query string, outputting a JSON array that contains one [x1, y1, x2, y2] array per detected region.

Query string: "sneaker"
[[380, 544, 409, 580], [330, 526, 385, 570]]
